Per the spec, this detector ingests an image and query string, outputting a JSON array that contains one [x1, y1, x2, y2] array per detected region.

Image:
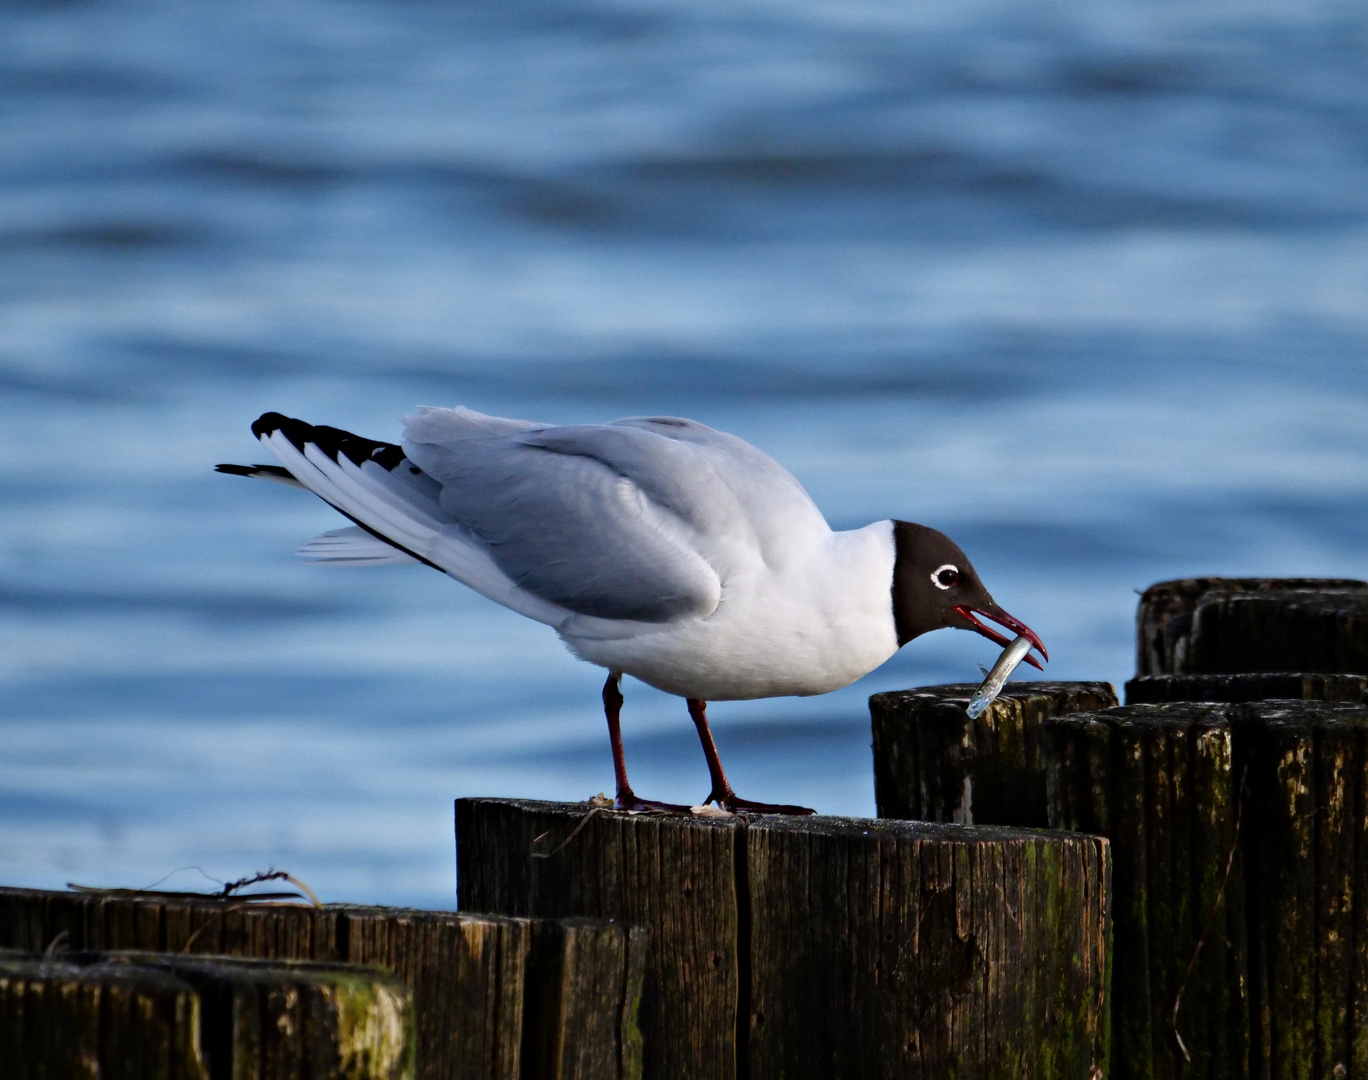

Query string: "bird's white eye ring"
[[931, 564, 959, 590]]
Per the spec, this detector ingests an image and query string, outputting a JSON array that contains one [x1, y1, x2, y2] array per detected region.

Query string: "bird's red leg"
[[686, 698, 815, 815], [604, 674, 692, 813]]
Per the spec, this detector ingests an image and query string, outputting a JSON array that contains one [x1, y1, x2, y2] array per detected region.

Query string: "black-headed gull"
[[218, 407, 1046, 815]]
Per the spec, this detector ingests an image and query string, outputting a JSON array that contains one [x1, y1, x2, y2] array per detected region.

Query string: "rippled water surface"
[[2, 0, 1366, 906]]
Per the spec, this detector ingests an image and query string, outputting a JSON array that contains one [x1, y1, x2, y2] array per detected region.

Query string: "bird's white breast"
[[559, 520, 901, 700]]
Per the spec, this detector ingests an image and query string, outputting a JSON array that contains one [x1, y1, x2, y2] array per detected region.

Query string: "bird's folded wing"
[[521, 416, 830, 562], [403, 409, 723, 624]]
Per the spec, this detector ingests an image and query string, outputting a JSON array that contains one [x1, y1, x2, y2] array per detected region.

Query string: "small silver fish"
[[966, 635, 1034, 719]]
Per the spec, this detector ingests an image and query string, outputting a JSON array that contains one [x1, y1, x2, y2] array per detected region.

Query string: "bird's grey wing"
[[521, 416, 830, 562], [402, 408, 722, 623]]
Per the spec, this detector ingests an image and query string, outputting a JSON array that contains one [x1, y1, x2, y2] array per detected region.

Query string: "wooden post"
[[456, 798, 1111, 1080], [520, 917, 648, 1080], [1135, 578, 1368, 677], [745, 816, 1110, 1080], [1230, 701, 1368, 1080], [0, 951, 414, 1080], [0, 886, 338, 960], [870, 681, 1117, 826], [456, 798, 743, 1080], [1045, 699, 1368, 1080], [1045, 703, 1247, 1080], [0, 955, 206, 1080], [1126, 673, 1368, 705], [337, 905, 533, 1080], [0, 888, 646, 1080], [100, 953, 414, 1080]]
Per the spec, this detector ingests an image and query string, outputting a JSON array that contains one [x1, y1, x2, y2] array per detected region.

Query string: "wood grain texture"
[[0, 951, 414, 1080], [744, 816, 1110, 1080], [96, 952, 415, 1080], [520, 917, 648, 1080], [1133, 578, 1368, 677], [1126, 673, 1368, 705], [336, 906, 532, 1080], [1045, 703, 1246, 1080], [1045, 700, 1368, 1080], [0, 955, 207, 1080], [0, 887, 338, 961], [1230, 701, 1368, 1080], [457, 798, 1111, 1080], [870, 681, 1117, 826], [457, 798, 741, 1080], [0, 888, 644, 1080]]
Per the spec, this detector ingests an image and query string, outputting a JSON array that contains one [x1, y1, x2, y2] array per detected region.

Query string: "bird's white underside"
[[260, 407, 902, 701]]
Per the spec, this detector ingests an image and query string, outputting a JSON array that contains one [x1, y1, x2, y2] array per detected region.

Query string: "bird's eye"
[[931, 564, 959, 590]]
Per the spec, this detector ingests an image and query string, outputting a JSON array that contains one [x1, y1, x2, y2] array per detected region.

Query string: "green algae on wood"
[[458, 798, 1110, 1080], [1045, 703, 1247, 1080], [1043, 699, 1368, 1080], [0, 951, 415, 1080], [0, 886, 645, 1080], [520, 916, 649, 1080], [91, 953, 416, 1080], [744, 816, 1110, 1080], [336, 905, 532, 1080]]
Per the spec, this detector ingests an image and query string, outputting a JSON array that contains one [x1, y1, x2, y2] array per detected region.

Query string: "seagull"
[[218, 407, 1046, 815]]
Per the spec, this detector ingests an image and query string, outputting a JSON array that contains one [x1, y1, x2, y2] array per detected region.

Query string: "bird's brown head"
[[890, 520, 1048, 669]]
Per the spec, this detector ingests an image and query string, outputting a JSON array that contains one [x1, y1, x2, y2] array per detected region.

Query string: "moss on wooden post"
[[520, 917, 649, 1080], [457, 798, 1111, 1080], [1045, 703, 1247, 1080], [745, 816, 1110, 1080], [99, 953, 415, 1080], [1230, 701, 1368, 1080], [1043, 699, 1368, 1080], [336, 906, 533, 1080], [0, 888, 645, 1080], [870, 681, 1117, 826], [1126, 673, 1368, 705], [0, 951, 415, 1080], [456, 798, 742, 1080]]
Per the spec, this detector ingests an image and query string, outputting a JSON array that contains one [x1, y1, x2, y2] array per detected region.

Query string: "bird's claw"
[[711, 792, 816, 816], [612, 791, 695, 814]]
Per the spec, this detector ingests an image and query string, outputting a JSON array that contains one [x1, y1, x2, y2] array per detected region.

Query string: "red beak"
[[953, 605, 1049, 671]]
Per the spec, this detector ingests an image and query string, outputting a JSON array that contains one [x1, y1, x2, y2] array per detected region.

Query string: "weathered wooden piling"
[[520, 917, 648, 1080], [745, 815, 1110, 1080], [456, 797, 1111, 1080], [0, 950, 414, 1080], [870, 681, 1117, 826], [457, 798, 742, 1080], [1126, 673, 1368, 704], [1045, 699, 1368, 1080], [0, 954, 207, 1080], [1135, 578, 1368, 677], [0, 887, 646, 1080], [1045, 703, 1246, 1080], [1231, 701, 1368, 1080], [337, 904, 538, 1080]]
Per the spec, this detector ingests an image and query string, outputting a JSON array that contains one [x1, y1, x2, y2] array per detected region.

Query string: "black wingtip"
[[248, 412, 406, 470], [215, 463, 296, 480], [251, 411, 296, 440]]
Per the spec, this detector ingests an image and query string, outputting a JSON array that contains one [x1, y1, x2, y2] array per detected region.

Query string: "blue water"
[[2, 0, 1366, 907]]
